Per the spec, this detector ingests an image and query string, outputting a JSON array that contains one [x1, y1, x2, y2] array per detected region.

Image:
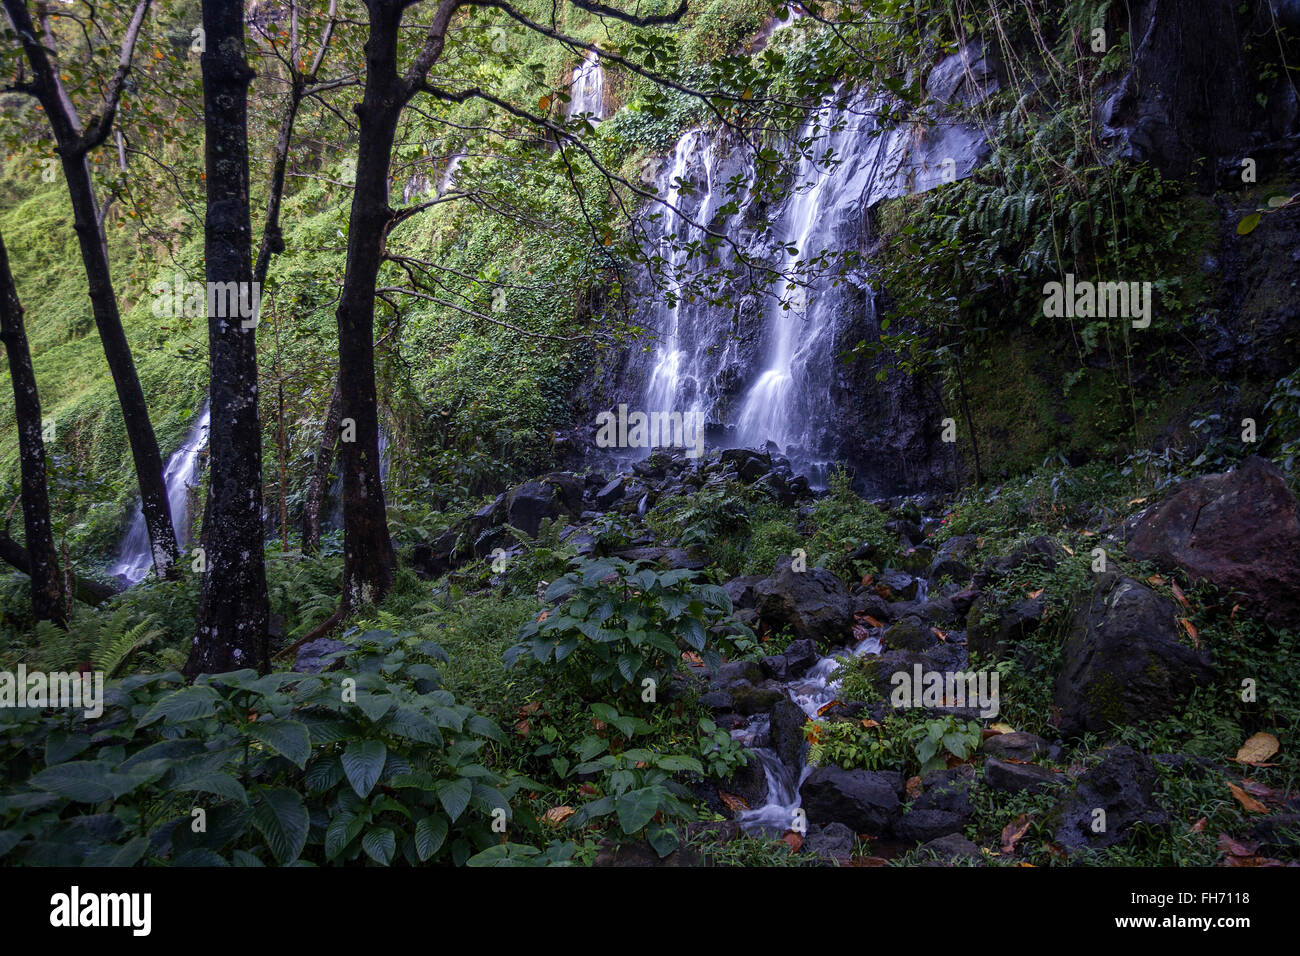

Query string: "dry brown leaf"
[[1061, 544, 1074, 556], [1227, 782, 1269, 813], [989, 722, 1015, 735], [520, 701, 542, 715], [1236, 732, 1280, 765], [1081, 530, 1097, 537], [1128, 497, 1148, 506], [1147, 573, 1166, 586], [680, 651, 703, 665], [1189, 817, 1207, 833], [718, 790, 750, 813], [1171, 581, 1190, 609], [513, 719, 531, 736], [816, 700, 841, 717], [864, 615, 885, 629], [861, 719, 881, 730], [905, 775, 923, 799], [1179, 618, 1200, 647], [932, 627, 948, 642], [1027, 588, 1045, 599], [543, 805, 574, 827], [781, 830, 804, 853], [1001, 814, 1032, 855]]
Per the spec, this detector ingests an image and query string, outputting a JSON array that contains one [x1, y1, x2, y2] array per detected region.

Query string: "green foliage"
[[0, 631, 552, 866], [806, 712, 982, 776], [505, 556, 757, 703]]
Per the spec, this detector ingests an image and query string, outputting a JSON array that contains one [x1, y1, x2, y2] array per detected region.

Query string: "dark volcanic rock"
[[1128, 456, 1300, 631], [754, 557, 856, 646], [769, 696, 808, 771], [1054, 746, 1167, 853], [982, 732, 1051, 761], [800, 766, 903, 834], [804, 822, 855, 861], [1053, 574, 1216, 737], [984, 757, 1062, 795]]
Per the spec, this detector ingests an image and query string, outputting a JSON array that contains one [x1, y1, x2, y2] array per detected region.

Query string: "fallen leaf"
[[1189, 817, 1207, 832], [1227, 782, 1269, 813], [905, 775, 923, 799], [1236, 732, 1280, 765], [1171, 581, 1190, 609], [718, 790, 750, 812], [520, 701, 542, 715], [1081, 529, 1097, 537], [578, 784, 599, 797], [537, 610, 549, 622], [1231, 603, 1241, 620], [543, 805, 574, 826], [860, 573, 874, 587], [1128, 497, 1148, 506], [1027, 588, 1044, 599], [1061, 544, 1074, 556], [860, 719, 881, 730], [1179, 618, 1200, 647], [816, 700, 841, 717], [680, 651, 703, 665], [1001, 814, 1032, 855], [864, 615, 885, 629], [1147, 574, 1166, 586], [1046, 842, 1067, 859], [1218, 833, 1259, 857], [513, 719, 531, 736], [989, 722, 1015, 735], [932, 627, 948, 642], [781, 830, 803, 853]]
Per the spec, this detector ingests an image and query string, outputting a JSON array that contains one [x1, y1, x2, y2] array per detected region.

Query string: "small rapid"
[[733, 628, 882, 834]]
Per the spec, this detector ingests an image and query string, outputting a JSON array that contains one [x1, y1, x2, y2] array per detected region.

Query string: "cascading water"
[[567, 51, 605, 121], [621, 59, 993, 484], [108, 402, 211, 586], [734, 628, 882, 835]]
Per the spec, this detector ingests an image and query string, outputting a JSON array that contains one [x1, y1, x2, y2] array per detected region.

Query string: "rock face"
[[1054, 746, 1167, 853], [754, 557, 856, 646], [1128, 456, 1300, 630], [1053, 574, 1216, 738], [799, 766, 902, 834], [1098, 0, 1300, 185]]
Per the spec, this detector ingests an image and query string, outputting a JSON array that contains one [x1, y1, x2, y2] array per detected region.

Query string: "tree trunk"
[[334, 0, 406, 609], [301, 380, 342, 554], [0, 231, 67, 625], [3, 0, 179, 579], [186, 0, 269, 677]]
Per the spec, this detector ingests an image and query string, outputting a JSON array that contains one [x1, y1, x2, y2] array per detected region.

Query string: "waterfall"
[[568, 51, 605, 121], [108, 402, 210, 586], [621, 66, 992, 482], [323, 425, 392, 532]]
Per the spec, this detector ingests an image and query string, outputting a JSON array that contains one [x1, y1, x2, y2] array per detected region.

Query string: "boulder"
[[1128, 456, 1300, 631], [803, 822, 855, 861], [1053, 746, 1167, 853], [984, 757, 1061, 795], [799, 766, 903, 834], [594, 477, 625, 509], [754, 557, 856, 646], [917, 832, 982, 865], [769, 696, 808, 771], [883, 616, 937, 652], [966, 594, 1045, 660], [982, 732, 1052, 761], [760, 638, 820, 682], [1053, 574, 1216, 737]]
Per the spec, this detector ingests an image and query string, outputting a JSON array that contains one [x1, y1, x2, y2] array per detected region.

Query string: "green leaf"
[[29, 761, 140, 803], [647, 823, 679, 858], [1237, 212, 1262, 235], [44, 731, 91, 766], [174, 771, 248, 805], [250, 787, 309, 865], [438, 777, 473, 822], [139, 685, 221, 726], [341, 740, 387, 798], [414, 815, 448, 861], [246, 718, 312, 769], [615, 787, 660, 834], [324, 812, 356, 860], [361, 827, 396, 866]]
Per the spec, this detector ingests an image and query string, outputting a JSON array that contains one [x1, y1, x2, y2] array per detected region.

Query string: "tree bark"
[[186, 0, 269, 676], [0, 231, 67, 624], [3, 0, 179, 579], [333, 0, 407, 609], [301, 380, 342, 554]]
